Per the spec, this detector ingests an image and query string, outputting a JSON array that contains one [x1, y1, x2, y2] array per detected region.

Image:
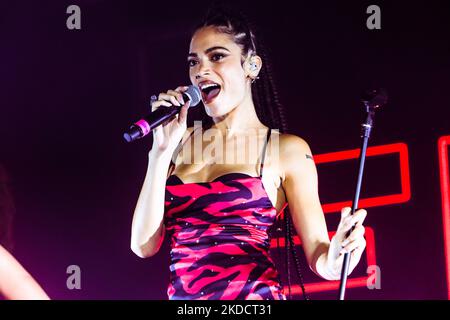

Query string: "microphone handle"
[[146, 105, 181, 131], [123, 105, 181, 142]]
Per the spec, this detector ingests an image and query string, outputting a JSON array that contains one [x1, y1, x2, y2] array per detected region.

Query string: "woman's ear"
[[244, 55, 262, 80]]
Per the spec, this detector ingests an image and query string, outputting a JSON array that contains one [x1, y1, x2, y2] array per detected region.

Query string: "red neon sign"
[[438, 135, 450, 300], [272, 143, 410, 295], [270, 227, 377, 294], [314, 143, 411, 213]]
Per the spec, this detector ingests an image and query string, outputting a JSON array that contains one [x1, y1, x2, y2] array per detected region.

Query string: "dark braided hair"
[[192, 4, 309, 300], [193, 5, 288, 132]]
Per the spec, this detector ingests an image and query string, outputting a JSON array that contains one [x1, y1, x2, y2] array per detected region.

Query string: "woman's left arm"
[[280, 134, 367, 280]]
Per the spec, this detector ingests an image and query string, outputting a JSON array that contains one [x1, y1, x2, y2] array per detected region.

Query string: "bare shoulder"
[[278, 133, 313, 161], [276, 133, 315, 179]]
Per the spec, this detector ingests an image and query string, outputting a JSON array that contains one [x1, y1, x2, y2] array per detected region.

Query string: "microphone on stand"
[[123, 85, 201, 142], [338, 88, 388, 300]]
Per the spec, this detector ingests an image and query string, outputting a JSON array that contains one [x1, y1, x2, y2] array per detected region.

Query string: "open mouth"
[[199, 83, 221, 103]]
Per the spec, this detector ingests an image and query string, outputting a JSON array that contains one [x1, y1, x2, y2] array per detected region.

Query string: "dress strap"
[[259, 128, 272, 178]]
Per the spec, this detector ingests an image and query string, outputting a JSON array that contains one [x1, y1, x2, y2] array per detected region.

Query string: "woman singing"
[[130, 6, 367, 300]]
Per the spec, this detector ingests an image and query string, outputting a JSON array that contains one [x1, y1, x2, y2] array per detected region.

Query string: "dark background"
[[0, 0, 449, 299]]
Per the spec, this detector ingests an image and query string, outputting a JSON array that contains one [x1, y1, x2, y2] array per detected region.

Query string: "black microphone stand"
[[338, 89, 387, 300]]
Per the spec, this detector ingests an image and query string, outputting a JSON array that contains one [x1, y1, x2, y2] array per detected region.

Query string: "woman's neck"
[[210, 93, 266, 138]]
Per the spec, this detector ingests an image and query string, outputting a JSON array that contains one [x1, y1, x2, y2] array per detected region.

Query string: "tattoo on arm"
[[306, 154, 313, 160]]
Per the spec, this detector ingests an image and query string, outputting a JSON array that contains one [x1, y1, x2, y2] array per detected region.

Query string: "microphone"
[[123, 85, 201, 142], [361, 88, 388, 109]]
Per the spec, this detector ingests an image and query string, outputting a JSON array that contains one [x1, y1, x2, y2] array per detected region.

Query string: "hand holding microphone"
[[123, 85, 201, 149], [150, 86, 197, 154]]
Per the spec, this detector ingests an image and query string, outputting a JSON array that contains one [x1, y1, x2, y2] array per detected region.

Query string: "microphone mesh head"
[[362, 88, 388, 108], [184, 85, 202, 106]]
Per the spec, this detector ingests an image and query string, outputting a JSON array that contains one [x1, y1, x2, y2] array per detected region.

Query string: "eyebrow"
[[188, 46, 231, 58]]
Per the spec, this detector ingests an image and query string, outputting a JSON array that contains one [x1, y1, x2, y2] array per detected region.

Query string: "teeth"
[[200, 83, 220, 90]]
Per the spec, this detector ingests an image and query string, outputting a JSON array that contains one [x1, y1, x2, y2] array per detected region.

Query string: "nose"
[[194, 60, 211, 80]]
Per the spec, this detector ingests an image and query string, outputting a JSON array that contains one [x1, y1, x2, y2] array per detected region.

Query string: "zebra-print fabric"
[[164, 172, 286, 300]]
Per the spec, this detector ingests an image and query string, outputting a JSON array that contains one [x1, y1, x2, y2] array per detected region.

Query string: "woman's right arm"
[[0, 245, 50, 300], [130, 87, 191, 258], [130, 151, 172, 258]]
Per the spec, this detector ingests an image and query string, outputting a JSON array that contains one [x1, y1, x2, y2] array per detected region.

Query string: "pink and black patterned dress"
[[164, 128, 287, 300]]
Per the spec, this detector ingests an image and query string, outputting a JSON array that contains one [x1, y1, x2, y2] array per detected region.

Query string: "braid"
[[251, 40, 288, 133], [194, 3, 307, 300], [286, 212, 310, 300], [285, 211, 292, 299]]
